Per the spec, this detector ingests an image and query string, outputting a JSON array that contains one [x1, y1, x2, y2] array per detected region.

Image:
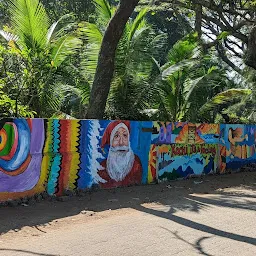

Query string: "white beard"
[[107, 146, 135, 182]]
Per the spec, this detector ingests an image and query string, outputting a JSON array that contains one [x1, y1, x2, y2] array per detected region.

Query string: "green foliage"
[[0, 0, 253, 122], [51, 35, 82, 67], [143, 33, 251, 123], [41, 0, 95, 23], [10, 0, 49, 52], [0, 86, 35, 117], [0, 0, 83, 117], [217, 31, 230, 40], [200, 89, 252, 114]]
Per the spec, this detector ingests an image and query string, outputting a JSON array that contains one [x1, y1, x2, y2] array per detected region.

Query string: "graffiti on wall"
[[0, 119, 45, 193], [95, 120, 143, 188], [147, 144, 157, 183], [219, 124, 256, 172], [157, 144, 218, 181], [195, 124, 220, 144], [1, 118, 256, 201], [151, 122, 172, 145], [44, 119, 152, 193], [170, 123, 220, 144], [0, 119, 152, 199]]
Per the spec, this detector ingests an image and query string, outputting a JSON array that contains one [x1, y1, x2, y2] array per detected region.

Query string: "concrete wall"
[[0, 119, 254, 201]]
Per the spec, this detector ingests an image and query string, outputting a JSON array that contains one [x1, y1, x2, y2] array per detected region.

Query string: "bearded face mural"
[[98, 121, 143, 188]]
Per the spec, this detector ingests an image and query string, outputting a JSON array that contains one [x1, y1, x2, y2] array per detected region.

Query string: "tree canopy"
[[0, 0, 255, 123]]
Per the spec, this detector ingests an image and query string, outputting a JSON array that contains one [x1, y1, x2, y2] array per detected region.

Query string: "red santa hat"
[[101, 121, 130, 148]]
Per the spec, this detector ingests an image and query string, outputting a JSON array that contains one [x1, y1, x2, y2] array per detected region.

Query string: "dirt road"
[[0, 172, 256, 256]]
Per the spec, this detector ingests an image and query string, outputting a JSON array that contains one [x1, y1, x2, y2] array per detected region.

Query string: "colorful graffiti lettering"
[[157, 144, 218, 181]]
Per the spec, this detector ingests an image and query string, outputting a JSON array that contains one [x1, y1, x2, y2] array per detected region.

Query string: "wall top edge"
[[0, 117, 253, 126]]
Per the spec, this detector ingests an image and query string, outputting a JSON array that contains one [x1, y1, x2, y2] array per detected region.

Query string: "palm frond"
[[81, 22, 103, 84], [39, 82, 86, 117], [162, 59, 199, 79], [168, 37, 197, 64], [0, 30, 19, 42], [150, 33, 168, 59], [83, 22, 103, 44], [51, 35, 82, 67], [128, 8, 148, 42], [200, 89, 252, 115], [10, 0, 50, 51], [93, 0, 112, 25], [77, 82, 91, 104], [46, 13, 75, 44]]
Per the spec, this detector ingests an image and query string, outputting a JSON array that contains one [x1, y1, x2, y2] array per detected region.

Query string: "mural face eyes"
[[112, 127, 129, 148]]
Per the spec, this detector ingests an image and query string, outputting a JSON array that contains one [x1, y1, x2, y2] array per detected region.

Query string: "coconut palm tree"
[[0, 0, 82, 117], [147, 34, 251, 122], [81, 0, 167, 120]]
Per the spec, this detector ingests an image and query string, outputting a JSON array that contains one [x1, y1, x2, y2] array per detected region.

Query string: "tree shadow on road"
[[133, 203, 256, 247], [0, 172, 255, 249], [160, 227, 214, 256], [0, 248, 59, 256]]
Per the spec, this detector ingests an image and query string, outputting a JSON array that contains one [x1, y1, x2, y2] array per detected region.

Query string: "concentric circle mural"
[[0, 119, 45, 193], [0, 120, 31, 176]]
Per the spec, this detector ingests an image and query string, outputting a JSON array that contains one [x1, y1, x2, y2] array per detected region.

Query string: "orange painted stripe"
[[0, 155, 31, 176]]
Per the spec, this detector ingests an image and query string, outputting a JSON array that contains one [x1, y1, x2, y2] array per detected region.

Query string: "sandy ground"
[[0, 172, 256, 256]]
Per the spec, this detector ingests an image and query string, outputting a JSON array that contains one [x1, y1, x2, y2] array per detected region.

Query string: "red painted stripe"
[[57, 120, 71, 196], [27, 119, 33, 131]]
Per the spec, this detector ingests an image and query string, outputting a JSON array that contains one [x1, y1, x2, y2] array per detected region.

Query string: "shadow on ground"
[[0, 171, 256, 251], [0, 249, 58, 256]]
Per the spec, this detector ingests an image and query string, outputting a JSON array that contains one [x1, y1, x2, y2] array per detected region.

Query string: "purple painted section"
[[30, 119, 45, 154], [0, 119, 45, 192]]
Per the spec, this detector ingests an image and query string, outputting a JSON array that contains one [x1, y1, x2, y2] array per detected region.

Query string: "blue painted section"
[[77, 120, 91, 189], [219, 124, 256, 170], [46, 120, 61, 194], [196, 124, 219, 144], [131, 121, 152, 184], [157, 144, 218, 181], [52, 119, 60, 153], [47, 154, 62, 195], [158, 153, 214, 177]]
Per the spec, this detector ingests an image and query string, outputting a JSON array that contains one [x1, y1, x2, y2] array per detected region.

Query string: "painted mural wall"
[[0, 118, 255, 201]]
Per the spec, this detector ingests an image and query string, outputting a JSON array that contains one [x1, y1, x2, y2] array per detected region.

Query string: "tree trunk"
[[86, 0, 140, 119], [245, 26, 256, 70], [194, 3, 202, 39]]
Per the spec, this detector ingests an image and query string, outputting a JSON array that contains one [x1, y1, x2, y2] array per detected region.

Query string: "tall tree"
[[152, 0, 256, 72], [86, 0, 140, 119], [82, 0, 166, 120]]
